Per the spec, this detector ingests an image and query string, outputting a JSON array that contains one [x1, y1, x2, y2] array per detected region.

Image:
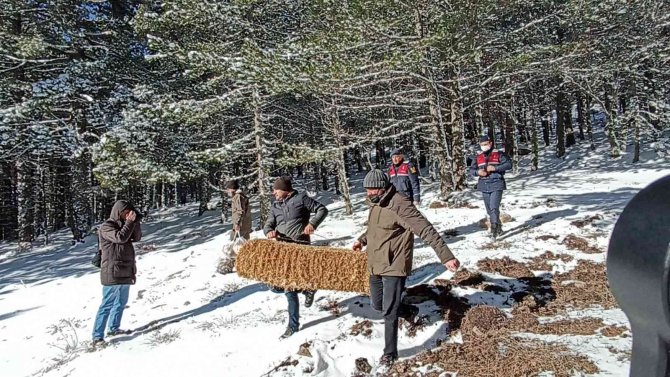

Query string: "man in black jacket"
[[91, 200, 142, 345], [263, 176, 329, 339]]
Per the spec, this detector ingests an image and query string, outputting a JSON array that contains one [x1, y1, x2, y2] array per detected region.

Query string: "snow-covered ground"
[[1, 137, 668, 377]]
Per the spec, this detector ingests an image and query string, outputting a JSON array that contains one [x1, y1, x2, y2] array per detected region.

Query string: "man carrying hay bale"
[[352, 169, 461, 366], [263, 176, 329, 339]]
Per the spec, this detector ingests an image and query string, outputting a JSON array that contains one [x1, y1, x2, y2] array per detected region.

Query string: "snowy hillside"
[[1, 140, 669, 377]]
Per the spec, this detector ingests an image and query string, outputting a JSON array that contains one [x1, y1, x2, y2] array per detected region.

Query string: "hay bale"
[[235, 239, 369, 293]]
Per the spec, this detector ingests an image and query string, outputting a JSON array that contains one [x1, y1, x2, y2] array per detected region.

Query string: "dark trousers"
[[369, 275, 408, 358], [482, 190, 503, 227]]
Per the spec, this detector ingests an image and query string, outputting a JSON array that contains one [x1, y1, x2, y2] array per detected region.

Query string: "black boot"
[[303, 291, 316, 308], [490, 223, 499, 240]]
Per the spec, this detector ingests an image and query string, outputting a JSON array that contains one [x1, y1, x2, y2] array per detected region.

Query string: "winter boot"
[[88, 338, 107, 351], [490, 223, 500, 240], [379, 353, 397, 367], [279, 327, 298, 339], [303, 290, 316, 308], [107, 329, 131, 337], [398, 304, 419, 322]]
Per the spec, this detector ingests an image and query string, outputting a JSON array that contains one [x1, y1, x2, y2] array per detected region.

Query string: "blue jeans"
[[92, 285, 130, 339], [482, 190, 503, 226], [270, 286, 300, 331]]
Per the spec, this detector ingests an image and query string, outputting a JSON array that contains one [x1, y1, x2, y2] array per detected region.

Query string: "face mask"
[[481, 145, 491, 152], [369, 195, 382, 203]]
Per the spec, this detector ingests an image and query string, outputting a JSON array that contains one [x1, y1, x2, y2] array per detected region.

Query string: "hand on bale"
[[267, 230, 278, 239], [352, 241, 363, 251], [303, 224, 315, 235]]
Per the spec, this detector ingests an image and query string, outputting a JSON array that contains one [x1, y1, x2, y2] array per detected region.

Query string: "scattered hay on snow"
[[601, 325, 629, 338], [350, 320, 373, 338], [562, 234, 603, 254], [545, 260, 617, 312], [477, 257, 534, 279], [451, 269, 485, 286], [460, 305, 509, 341], [570, 214, 604, 228]]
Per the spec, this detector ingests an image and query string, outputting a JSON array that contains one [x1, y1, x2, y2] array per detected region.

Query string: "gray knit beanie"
[[363, 170, 390, 189]]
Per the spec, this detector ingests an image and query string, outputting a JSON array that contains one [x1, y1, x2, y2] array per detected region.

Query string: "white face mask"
[[480, 145, 492, 152]]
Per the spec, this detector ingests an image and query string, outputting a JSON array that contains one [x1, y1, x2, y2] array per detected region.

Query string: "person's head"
[[225, 180, 239, 197], [479, 135, 493, 152], [110, 200, 136, 222], [120, 208, 133, 221], [272, 176, 293, 201], [391, 148, 404, 165], [363, 169, 390, 203]]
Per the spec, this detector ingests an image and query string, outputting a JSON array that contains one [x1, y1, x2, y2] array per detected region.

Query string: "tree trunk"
[[253, 89, 270, 226], [16, 159, 34, 249], [448, 65, 467, 191], [604, 82, 622, 157], [0, 162, 17, 241], [69, 152, 93, 242], [531, 108, 539, 171], [576, 93, 586, 141], [505, 101, 519, 174], [416, 5, 452, 198], [541, 108, 550, 147], [555, 88, 567, 158], [327, 99, 353, 215], [585, 97, 595, 150]]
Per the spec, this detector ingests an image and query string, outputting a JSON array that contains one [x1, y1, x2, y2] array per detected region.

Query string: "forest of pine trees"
[[1, 0, 668, 248]]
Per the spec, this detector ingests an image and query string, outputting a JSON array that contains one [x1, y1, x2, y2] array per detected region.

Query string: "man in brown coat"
[[225, 180, 252, 240], [353, 170, 460, 366], [92, 200, 142, 345]]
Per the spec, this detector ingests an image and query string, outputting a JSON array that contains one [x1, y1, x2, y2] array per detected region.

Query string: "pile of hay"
[[562, 234, 603, 254], [235, 239, 369, 293], [545, 260, 617, 312], [477, 256, 534, 279]]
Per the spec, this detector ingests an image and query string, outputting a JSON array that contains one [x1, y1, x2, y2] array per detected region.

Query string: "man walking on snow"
[[470, 135, 512, 240], [353, 170, 460, 366], [225, 180, 252, 240], [264, 176, 329, 339], [388, 148, 421, 206], [91, 200, 142, 345]]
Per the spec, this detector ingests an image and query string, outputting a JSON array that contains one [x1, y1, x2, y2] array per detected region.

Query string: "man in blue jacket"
[[470, 135, 512, 239], [388, 148, 421, 206]]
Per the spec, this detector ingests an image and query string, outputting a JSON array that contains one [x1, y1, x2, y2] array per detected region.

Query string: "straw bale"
[[235, 239, 369, 293]]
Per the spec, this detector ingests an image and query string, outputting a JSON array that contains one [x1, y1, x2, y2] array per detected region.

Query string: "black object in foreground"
[[608, 175, 670, 377]]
